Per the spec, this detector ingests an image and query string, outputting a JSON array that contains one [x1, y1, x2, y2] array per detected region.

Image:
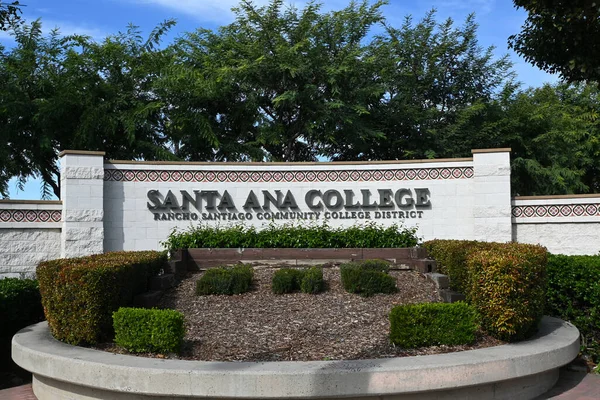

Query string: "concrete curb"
[[13, 317, 580, 400]]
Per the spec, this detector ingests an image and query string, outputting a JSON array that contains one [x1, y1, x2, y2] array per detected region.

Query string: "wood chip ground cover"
[[155, 266, 504, 362]]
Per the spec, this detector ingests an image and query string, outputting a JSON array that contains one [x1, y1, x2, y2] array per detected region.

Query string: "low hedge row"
[[196, 265, 254, 295], [163, 223, 419, 252], [37, 251, 167, 345], [0, 278, 44, 339], [546, 254, 600, 363], [271, 267, 324, 294], [423, 240, 547, 342], [390, 302, 478, 348], [340, 260, 397, 297], [113, 307, 185, 354]]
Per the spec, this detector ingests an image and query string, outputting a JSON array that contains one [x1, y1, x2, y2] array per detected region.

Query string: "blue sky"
[[6, 0, 557, 200]]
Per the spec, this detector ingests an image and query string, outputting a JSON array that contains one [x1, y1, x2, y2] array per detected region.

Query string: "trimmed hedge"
[[196, 265, 254, 295], [163, 223, 419, 252], [113, 307, 185, 354], [423, 240, 495, 292], [546, 254, 600, 362], [271, 267, 325, 294], [300, 267, 324, 294], [272, 268, 305, 294], [389, 302, 478, 348], [424, 240, 547, 342], [0, 278, 44, 339], [37, 251, 167, 345], [340, 261, 397, 297], [357, 259, 390, 273], [466, 243, 547, 342]]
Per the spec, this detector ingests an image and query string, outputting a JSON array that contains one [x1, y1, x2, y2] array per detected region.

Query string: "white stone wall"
[[512, 195, 600, 255], [104, 159, 479, 251], [473, 149, 512, 242], [60, 151, 105, 258], [0, 201, 62, 279]]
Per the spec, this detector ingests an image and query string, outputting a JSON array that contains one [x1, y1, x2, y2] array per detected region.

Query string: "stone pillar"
[[59, 150, 105, 258], [472, 148, 512, 242]]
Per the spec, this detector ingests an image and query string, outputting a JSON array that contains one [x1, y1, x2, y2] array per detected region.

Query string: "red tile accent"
[[104, 167, 474, 183]]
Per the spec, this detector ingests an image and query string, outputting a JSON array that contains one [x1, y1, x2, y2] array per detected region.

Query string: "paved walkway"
[[1, 369, 599, 399], [537, 369, 600, 400], [0, 383, 36, 400]]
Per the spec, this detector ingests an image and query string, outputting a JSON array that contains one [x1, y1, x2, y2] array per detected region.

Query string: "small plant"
[[340, 261, 397, 297], [272, 267, 325, 294], [113, 307, 185, 354], [272, 268, 305, 294], [357, 259, 390, 273], [196, 265, 254, 295], [300, 267, 324, 294], [389, 302, 478, 348]]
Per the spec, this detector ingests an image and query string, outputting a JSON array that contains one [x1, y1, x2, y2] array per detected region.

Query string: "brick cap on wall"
[[106, 157, 474, 166], [58, 150, 106, 157], [514, 193, 600, 200], [471, 148, 512, 154], [0, 200, 62, 204]]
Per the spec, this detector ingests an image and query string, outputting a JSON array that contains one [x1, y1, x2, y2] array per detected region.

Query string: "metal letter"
[[415, 188, 431, 207]]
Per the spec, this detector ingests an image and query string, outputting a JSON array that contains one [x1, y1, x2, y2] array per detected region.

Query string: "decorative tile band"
[[0, 210, 62, 223], [512, 204, 600, 218], [104, 167, 474, 183]]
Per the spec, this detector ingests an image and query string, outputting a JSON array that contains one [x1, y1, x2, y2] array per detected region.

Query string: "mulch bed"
[[153, 265, 504, 362]]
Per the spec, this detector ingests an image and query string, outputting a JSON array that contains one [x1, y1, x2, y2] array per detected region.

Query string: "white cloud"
[[39, 20, 107, 39], [0, 19, 107, 45], [0, 19, 107, 47], [129, 0, 353, 24], [424, 0, 496, 15], [132, 0, 269, 23]]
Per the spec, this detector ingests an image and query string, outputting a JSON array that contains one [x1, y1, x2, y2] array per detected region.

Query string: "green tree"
[[443, 83, 600, 195], [507, 83, 600, 195], [509, 0, 600, 83], [0, 20, 180, 198], [323, 11, 513, 161], [171, 0, 387, 162], [0, 1, 21, 31]]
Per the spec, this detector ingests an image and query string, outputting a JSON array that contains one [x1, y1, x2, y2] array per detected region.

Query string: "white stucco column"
[[472, 148, 512, 242], [59, 150, 105, 258]]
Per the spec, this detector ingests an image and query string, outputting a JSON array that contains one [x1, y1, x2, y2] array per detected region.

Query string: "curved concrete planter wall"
[[13, 317, 579, 400]]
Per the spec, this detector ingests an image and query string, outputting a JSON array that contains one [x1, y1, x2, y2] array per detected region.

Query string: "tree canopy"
[[0, 1, 21, 31], [509, 0, 600, 83], [1, 0, 599, 197]]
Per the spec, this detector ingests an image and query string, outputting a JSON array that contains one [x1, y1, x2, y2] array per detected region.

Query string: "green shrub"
[[545, 254, 600, 363], [113, 307, 185, 354], [389, 302, 478, 348], [37, 251, 167, 345], [423, 240, 496, 293], [271, 267, 325, 294], [0, 278, 44, 338], [300, 267, 324, 294], [466, 243, 547, 342], [196, 265, 254, 295], [340, 261, 397, 297], [163, 222, 419, 252], [357, 259, 390, 273], [272, 268, 305, 294]]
